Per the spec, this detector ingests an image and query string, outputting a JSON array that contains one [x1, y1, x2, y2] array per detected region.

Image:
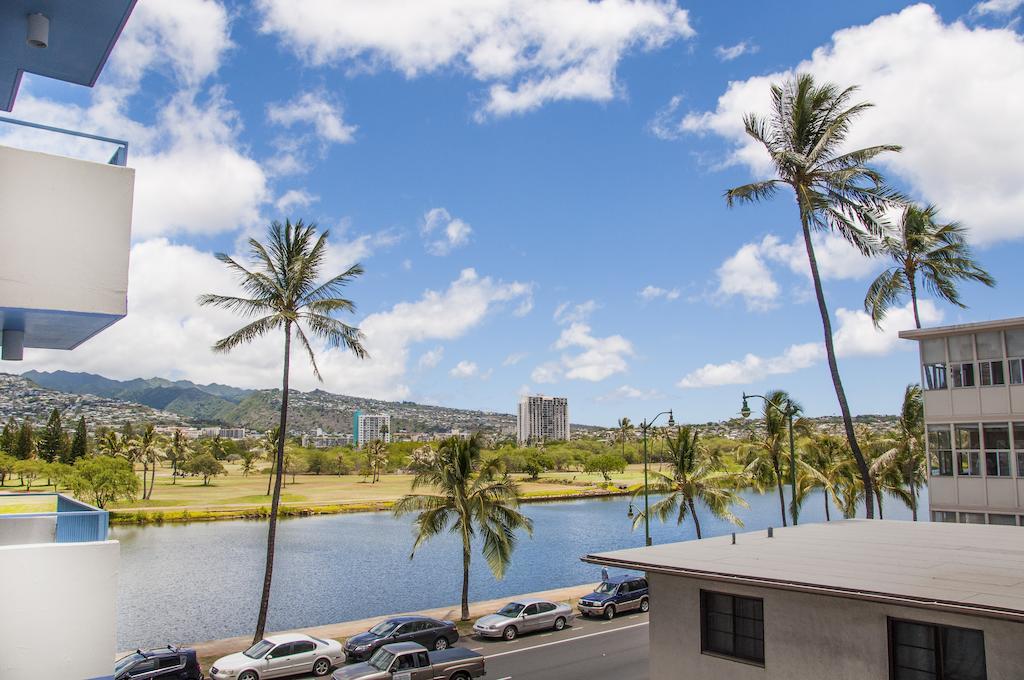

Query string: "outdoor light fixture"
[[626, 503, 635, 519], [740, 397, 751, 419], [740, 392, 799, 526], [27, 13, 49, 49], [636, 409, 676, 547]]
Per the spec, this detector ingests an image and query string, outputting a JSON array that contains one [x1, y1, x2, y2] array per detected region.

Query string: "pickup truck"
[[331, 642, 485, 680]]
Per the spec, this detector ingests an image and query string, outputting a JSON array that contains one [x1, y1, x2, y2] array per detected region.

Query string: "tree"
[[725, 74, 903, 519], [0, 453, 16, 486], [616, 417, 634, 459], [97, 430, 126, 458], [257, 428, 279, 496], [183, 453, 226, 486], [66, 456, 139, 509], [798, 434, 855, 521], [871, 385, 927, 520], [14, 459, 44, 490], [14, 421, 34, 460], [394, 435, 533, 621], [740, 390, 805, 528], [67, 416, 88, 464], [199, 219, 367, 643], [634, 426, 747, 539], [37, 409, 69, 463], [864, 205, 995, 329], [584, 453, 627, 482], [167, 429, 189, 485], [137, 424, 162, 500], [366, 440, 388, 483], [239, 449, 260, 476], [0, 417, 16, 455]]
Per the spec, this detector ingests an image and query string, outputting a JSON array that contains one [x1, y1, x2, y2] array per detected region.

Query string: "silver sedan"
[[472, 597, 575, 641]]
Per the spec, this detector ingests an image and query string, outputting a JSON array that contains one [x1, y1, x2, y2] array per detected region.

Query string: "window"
[[415, 652, 429, 667], [538, 602, 557, 613], [956, 425, 981, 476], [988, 514, 1017, 526], [889, 618, 986, 680], [922, 339, 948, 390], [984, 424, 1011, 477], [523, 603, 539, 616], [128, 659, 157, 676], [928, 426, 953, 477], [158, 656, 183, 669], [1010, 358, 1024, 385], [619, 582, 632, 594], [960, 512, 986, 524], [931, 511, 957, 523], [924, 363, 948, 390], [978, 360, 1005, 386], [700, 590, 764, 665], [396, 655, 416, 670], [975, 331, 1002, 359], [948, 335, 974, 362], [1015, 423, 1024, 478], [951, 362, 975, 388], [292, 641, 316, 654], [268, 644, 293, 659], [1007, 330, 1024, 384]]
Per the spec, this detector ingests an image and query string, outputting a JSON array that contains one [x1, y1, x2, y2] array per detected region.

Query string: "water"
[[111, 487, 925, 649]]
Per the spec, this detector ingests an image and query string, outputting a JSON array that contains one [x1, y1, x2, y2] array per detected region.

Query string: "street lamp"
[[740, 392, 799, 526], [637, 409, 675, 546]]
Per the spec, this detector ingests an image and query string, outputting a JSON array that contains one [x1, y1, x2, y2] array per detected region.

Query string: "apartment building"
[[517, 394, 570, 444], [584, 521, 1024, 680], [899, 318, 1024, 525], [355, 411, 391, 447]]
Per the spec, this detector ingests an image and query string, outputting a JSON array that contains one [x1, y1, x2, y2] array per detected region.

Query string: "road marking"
[[483, 621, 649, 660], [493, 676, 512, 680]]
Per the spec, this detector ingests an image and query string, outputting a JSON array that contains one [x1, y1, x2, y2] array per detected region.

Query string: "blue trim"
[[0, 116, 128, 165]]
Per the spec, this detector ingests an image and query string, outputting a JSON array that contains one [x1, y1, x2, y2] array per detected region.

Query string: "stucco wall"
[[648, 572, 1024, 680], [0, 540, 118, 680]]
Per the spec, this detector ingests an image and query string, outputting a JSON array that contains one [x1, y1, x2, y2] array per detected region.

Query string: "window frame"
[[699, 590, 765, 667], [928, 425, 953, 477], [950, 362, 976, 388], [887, 617, 987, 680], [978, 359, 1005, 386]]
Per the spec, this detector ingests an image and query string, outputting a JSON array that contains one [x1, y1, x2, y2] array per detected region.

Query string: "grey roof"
[[382, 642, 429, 654], [898, 316, 1024, 340], [582, 520, 1024, 622]]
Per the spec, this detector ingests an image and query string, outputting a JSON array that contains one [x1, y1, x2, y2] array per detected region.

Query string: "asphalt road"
[[296, 611, 650, 680]]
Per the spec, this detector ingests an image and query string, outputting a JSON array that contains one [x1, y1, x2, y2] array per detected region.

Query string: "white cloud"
[[678, 4, 1024, 245], [554, 300, 599, 325], [255, 0, 695, 119], [595, 385, 663, 401], [554, 322, 634, 382], [503, 352, 528, 366], [450, 360, 479, 378], [677, 300, 943, 388], [715, 242, 780, 311], [639, 285, 680, 301], [401, 259, 413, 271], [714, 40, 758, 62], [275, 189, 319, 213], [531, 362, 563, 384], [422, 208, 473, 255], [417, 346, 445, 370], [972, 0, 1024, 15], [267, 90, 358, 145]]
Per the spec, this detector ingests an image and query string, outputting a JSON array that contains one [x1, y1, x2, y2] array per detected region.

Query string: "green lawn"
[[0, 494, 57, 514]]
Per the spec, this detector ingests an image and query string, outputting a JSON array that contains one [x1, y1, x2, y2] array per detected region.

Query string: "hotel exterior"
[[517, 394, 570, 444], [355, 411, 391, 447], [899, 318, 1024, 525]]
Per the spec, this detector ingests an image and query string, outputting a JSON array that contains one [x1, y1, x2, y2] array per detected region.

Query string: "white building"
[[900, 318, 1024, 525], [517, 395, 569, 444], [302, 432, 354, 448], [585, 520, 1024, 680], [356, 413, 391, 448]]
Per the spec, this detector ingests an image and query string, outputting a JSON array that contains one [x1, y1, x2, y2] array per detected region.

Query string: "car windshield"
[[114, 653, 145, 674], [369, 621, 398, 636], [244, 640, 274, 659], [594, 582, 618, 594], [368, 648, 395, 671], [497, 602, 525, 617]]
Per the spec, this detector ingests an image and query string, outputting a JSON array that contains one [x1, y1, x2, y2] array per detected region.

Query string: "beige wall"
[[648, 572, 1024, 680], [0, 540, 119, 680]]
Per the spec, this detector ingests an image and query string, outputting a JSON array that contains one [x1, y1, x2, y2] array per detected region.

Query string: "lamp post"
[[637, 409, 675, 546], [741, 393, 799, 526]]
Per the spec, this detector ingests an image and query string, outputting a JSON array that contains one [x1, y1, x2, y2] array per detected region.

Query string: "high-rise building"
[[357, 413, 391, 447], [899, 318, 1024, 525], [517, 395, 569, 444]]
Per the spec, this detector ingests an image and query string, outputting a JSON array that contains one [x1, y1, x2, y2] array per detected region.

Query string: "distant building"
[[217, 427, 246, 440], [301, 433, 354, 449], [356, 413, 391, 448], [900, 318, 1024, 525], [584, 520, 1024, 680], [517, 395, 569, 445]]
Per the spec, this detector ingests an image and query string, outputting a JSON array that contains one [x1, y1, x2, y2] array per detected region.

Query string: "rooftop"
[[898, 316, 1024, 340], [582, 520, 1024, 623]]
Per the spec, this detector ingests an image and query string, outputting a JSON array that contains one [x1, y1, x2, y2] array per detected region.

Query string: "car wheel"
[[451, 673, 470, 680], [238, 672, 258, 680], [604, 605, 616, 621], [553, 617, 566, 631], [503, 626, 518, 641], [640, 598, 650, 613], [433, 637, 449, 651], [312, 657, 332, 677]]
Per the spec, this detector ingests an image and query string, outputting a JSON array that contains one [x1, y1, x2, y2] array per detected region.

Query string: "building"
[[517, 395, 569, 444], [301, 432, 354, 448], [356, 412, 391, 447], [899, 318, 1024, 525], [584, 520, 1024, 680], [1, 493, 118, 680]]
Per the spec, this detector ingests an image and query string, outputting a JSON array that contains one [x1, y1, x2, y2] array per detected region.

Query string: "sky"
[[5, 0, 1024, 426]]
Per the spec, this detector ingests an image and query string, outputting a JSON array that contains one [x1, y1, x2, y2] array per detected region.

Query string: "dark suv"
[[343, 616, 460, 662], [114, 647, 203, 680], [577, 575, 649, 620]]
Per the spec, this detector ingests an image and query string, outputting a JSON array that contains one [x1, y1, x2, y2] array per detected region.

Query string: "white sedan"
[[210, 633, 344, 679]]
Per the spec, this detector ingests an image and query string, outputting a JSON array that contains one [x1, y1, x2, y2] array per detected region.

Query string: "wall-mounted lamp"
[[27, 13, 49, 49]]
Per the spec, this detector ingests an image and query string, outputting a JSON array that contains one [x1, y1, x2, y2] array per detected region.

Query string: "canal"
[[112, 487, 924, 649]]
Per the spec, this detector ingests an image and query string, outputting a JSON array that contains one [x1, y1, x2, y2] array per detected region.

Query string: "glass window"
[[951, 362, 975, 388], [928, 426, 953, 477], [985, 451, 1010, 477], [959, 452, 981, 476], [979, 360, 1005, 386], [268, 644, 293, 659], [924, 363, 948, 390], [416, 652, 429, 668], [984, 424, 1010, 450], [158, 656, 182, 669], [949, 335, 975, 362], [890, 619, 987, 680], [956, 425, 981, 450], [1006, 328, 1024, 356], [1010, 358, 1023, 385], [129, 659, 158, 675], [975, 331, 1003, 359], [700, 591, 764, 665], [960, 512, 986, 524], [988, 514, 1017, 526], [931, 511, 958, 523], [293, 641, 316, 654], [922, 338, 946, 364], [523, 604, 539, 615], [538, 602, 557, 613]]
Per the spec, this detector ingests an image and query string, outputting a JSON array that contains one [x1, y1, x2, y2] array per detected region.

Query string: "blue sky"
[[7, 0, 1024, 426]]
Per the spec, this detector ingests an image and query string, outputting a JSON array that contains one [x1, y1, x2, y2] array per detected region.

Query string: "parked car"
[[331, 642, 485, 680], [114, 647, 203, 680], [343, 616, 459, 662], [209, 633, 345, 679], [577, 574, 649, 620], [472, 597, 575, 640]]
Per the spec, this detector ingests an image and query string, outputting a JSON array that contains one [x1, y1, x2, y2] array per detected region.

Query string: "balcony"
[[0, 492, 109, 545]]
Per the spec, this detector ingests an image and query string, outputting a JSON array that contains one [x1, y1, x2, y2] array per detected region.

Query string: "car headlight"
[[355, 644, 370, 651]]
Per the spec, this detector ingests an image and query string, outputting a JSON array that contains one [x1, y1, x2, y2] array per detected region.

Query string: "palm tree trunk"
[[688, 498, 702, 539], [910, 482, 917, 521], [823, 488, 831, 521], [461, 531, 471, 621], [909, 276, 922, 329], [773, 458, 788, 528], [876, 484, 884, 520], [254, 322, 291, 644], [800, 212, 875, 519], [266, 457, 274, 496], [140, 462, 148, 500], [171, 456, 177, 485]]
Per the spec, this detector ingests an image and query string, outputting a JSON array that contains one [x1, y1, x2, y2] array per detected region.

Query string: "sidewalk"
[[149, 582, 599, 663]]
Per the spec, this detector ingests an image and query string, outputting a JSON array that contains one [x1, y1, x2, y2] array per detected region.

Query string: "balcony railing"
[[0, 115, 128, 165], [0, 493, 109, 545]]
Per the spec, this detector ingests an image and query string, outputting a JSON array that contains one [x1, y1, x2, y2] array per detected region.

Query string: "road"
[[299, 611, 649, 680]]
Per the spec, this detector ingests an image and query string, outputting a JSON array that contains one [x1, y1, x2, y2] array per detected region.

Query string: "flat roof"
[[899, 317, 1024, 341], [582, 520, 1024, 623]]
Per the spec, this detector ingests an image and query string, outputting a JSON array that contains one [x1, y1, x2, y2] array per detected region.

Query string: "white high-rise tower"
[[517, 395, 569, 444]]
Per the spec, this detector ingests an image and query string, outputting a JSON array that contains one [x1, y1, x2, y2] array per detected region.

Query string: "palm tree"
[[634, 426, 747, 539], [167, 429, 189, 485], [616, 417, 634, 459], [393, 435, 533, 621], [799, 433, 855, 521], [199, 219, 367, 643], [366, 439, 388, 483], [725, 74, 904, 519], [872, 385, 927, 520], [137, 424, 161, 500], [740, 390, 804, 527], [258, 428, 280, 496], [97, 430, 125, 458], [864, 204, 995, 329]]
